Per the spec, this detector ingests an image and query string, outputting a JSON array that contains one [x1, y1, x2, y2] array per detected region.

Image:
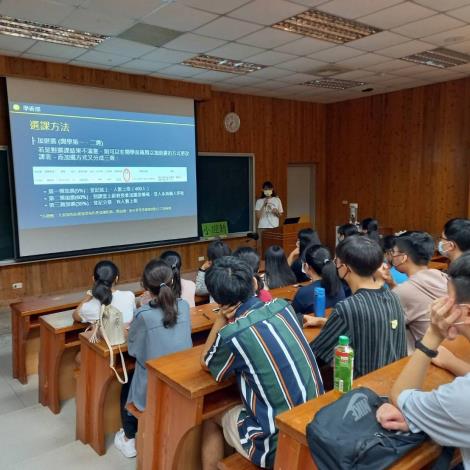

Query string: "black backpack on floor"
[[306, 387, 428, 470]]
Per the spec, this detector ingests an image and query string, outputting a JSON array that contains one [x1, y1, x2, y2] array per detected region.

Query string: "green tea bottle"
[[334, 335, 354, 393]]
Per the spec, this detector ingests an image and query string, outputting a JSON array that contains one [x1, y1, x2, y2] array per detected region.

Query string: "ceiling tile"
[[274, 37, 333, 55], [53, 0, 87, 5], [278, 56, 327, 72], [309, 45, 364, 62], [142, 4, 217, 32], [25, 42, 85, 59], [288, 0, 329, 6], [140, 48, 195, 63], [365, 72, 403, 83], [257, 80, 291, 89], [245, 50, 297, 65], [449, 62, 470, 72], [228, 0, 306, 26], [118, 58, 168, 72], [83, 0, 168, 19], [317, 0, 405, 20], [110, 67, 148, 75], [446, 40, 470, 53], [0, 0, 75, 24], [70, 50, 130, 66], [237, 27, 302, 49], [280, 72, 320, 83], [60, 9, 136, 36], [409, 68, 467, 80], [69, 60, 114, 70], [414, 0, 470, 11], [358, 3, 436, 29], [94, 38, 156, 58], [189, 69, 235, 81], [336, 52, 389, 68], [219, 75, 266, 86], [162, 33, 227, 53], [447, 4, 470, 21], [248, 66, 294, 79], [364, 59, 415, 72], [421, 25, 470, 46], [177, 0, 252, 15], [193, 17, 262, 41], [347, 31, 409, 52], [333, 69, 376, 80], [0, 35, 35, 52], [21, 53, 66, 63], [378, 40, 433, 58], [208, 43, 265, 60], [392, 14, 466, 39], [386, 63, 434, 75], [157, 64, 204, 77]]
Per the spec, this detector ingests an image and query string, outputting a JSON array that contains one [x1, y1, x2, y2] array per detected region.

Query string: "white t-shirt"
[[255, 196, 283, 229], [79, 290, 136, 324], [181, 278, 196, 308]]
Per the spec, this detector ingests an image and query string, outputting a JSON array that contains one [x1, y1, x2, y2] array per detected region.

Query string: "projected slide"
[[9, 102, 197, 230]]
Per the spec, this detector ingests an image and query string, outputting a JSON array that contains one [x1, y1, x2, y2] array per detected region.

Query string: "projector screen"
[[7, 78, 198, 259]]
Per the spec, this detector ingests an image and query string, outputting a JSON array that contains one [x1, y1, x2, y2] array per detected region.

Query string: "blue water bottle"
[[314, 287, 326, 318]]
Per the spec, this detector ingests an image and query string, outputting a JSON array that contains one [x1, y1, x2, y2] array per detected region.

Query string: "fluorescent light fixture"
[[0, 14, 108, 48], [302, 78, 366, 90], [272, 9, 381, 44], [402, 47, 470, 68], [182, 54, 266, 74]]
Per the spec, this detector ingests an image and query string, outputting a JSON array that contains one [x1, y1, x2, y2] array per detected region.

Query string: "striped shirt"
[[310, 287, 407, 378], [205, 298, 324, 468]]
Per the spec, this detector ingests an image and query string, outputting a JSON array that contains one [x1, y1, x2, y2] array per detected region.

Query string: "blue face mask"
[[438, 240, 449, 256]]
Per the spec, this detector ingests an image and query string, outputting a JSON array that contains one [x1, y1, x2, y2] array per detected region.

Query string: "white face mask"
[[263, 190, 273, 197], [438, 240, 450, 257], [301, 262, 310, 278]]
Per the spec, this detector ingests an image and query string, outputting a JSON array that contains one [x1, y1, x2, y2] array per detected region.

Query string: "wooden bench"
[[126, 402, 145, 470], [218, 453, 259, 470], [38, 309, 87, 413], [274, 336, 470, 470]]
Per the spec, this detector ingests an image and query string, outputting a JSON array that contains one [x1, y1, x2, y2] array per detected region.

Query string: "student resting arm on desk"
[[377, 252, 470, 470]]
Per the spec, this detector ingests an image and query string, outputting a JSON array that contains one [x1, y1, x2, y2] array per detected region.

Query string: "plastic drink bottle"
[[314, 286, 326, 318], [334, 335, 354, 393]]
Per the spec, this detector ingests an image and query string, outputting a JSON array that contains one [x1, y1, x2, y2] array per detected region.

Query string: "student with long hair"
[[361, 217, 380, 243], [264, 245, 296, 289], [73, 260, 135, 324], [196, 239, 231, 296], [232, 246, 272, 302], [287, 227, 322, 282], [255, 181, 283, 230], [114, 260, 192, 458], [292, 245, 345, 323], [160, 250, 196, 307]]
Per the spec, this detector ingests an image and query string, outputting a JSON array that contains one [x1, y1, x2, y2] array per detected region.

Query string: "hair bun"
[[323, 258, 330, 265]]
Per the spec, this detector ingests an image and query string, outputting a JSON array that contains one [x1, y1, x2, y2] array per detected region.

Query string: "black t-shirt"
[[291, 258, 309, 283]]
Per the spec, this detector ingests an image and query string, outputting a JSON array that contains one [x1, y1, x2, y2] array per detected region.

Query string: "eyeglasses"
[[390, 251, 405, 258]]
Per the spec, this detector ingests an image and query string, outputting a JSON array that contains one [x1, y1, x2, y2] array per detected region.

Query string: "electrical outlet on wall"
[[198, 256, 205, 261], [12, 282, 23, 289]]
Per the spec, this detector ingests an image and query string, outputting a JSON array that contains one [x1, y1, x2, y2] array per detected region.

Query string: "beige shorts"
[[220, 405, 250, 459]]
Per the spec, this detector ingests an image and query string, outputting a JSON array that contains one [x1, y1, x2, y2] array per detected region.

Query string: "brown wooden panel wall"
[[0, 56, 327, 306], [325, 78, 470, 247]]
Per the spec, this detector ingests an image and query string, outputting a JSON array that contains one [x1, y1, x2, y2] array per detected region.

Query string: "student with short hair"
[[386, 232, 448, 353], [114, 260, 192, 458], [291, 244, 345, 325], [382, 235, 408, 285], [337, 223, 359, 242], [310, 236, 407, 378], [195, 239, 231, 296], [438, 218, 470, 262], [200, 257, 323, 469], [264, 244, 296, 289], [232, 246, 272, 302], [160, 250, 196, 307], [361, 217, 380, 243], [287, 228, 322, 282], [72, 260, 135, 325], [377, 252, 470, 469]]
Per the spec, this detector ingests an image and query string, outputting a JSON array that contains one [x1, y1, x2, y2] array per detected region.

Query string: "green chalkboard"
[[0, 147, 14, 260]]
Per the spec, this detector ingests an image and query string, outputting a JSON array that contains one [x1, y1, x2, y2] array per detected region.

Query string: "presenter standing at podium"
[[255, 181, 283, 250]]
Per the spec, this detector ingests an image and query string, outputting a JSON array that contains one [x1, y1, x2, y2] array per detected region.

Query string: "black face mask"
[[336, 264, 350, 281]]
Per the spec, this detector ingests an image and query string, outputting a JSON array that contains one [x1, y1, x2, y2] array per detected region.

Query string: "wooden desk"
[[39, 310, 87, 414], [76, 304, 219, 456], [274, 337, 470, 470]]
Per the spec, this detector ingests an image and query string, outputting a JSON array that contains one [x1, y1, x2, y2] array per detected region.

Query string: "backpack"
[[306, 387, 427, 470], [88, 304, 128, 384]]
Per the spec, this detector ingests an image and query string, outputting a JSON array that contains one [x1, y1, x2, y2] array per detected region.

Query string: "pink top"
[[257, 289, 273, 303]]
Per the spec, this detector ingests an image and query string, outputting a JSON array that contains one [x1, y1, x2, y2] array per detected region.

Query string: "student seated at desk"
[[380, 231, 448, 354], [438, 218, 470, 263], [310, 236, 407, 379], [264, 245, 296, 289], [287, 227, 321, 283], [196, 239, 231, 297], [114, 259, 192, 459], [377, 252, 470, 470], [382, 235, 408, 285], [72, 260, 135, 325], [232, 246, 272, 302], [291, 244, 345, 326], [200, 256, 323, 470]]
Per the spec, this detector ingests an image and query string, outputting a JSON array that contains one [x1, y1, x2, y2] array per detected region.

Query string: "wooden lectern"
[[261, 222, 311, 257]]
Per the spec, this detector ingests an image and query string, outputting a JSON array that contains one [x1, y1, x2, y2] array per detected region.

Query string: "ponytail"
[[303, 245, 341, 297], [160, 250, 182, 299], [143, 259, 178, 328], [92, 260, 119, 306]]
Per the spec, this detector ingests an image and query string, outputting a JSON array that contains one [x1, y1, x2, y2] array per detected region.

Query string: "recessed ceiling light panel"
[[182, 54, 266, 74], [0, 14, 108, 48], [272, 9, 381, 44], [402, 47, 470, 68], [303, 78, 366, 90]]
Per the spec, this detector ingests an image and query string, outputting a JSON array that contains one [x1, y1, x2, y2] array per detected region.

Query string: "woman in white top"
[[255, 181, 283, 229], [72, 260, 136, 325]]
